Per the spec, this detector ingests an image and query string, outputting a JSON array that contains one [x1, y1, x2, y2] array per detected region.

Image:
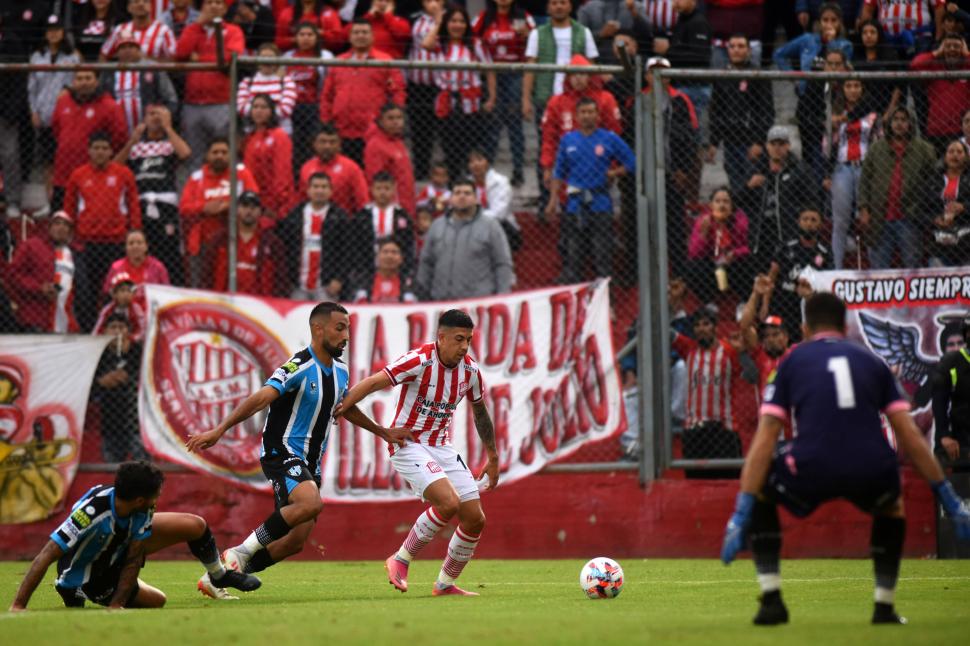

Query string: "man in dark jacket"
[[739, 125, 817, 270], [276, 172, 367, 302], [769, 206, 831, 340], [707, 34, 774, 193], [0, 22, 27, 218], [655, 0, 712, 125]]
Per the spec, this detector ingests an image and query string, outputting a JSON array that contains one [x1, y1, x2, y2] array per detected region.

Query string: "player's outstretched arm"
[[108, 540, 146, 609], [340, 404, 410, 447], [472, 400, 500, 491], [9, 540, 64, 611], [185, 385, 279, 452], [333, 371, 393, 418], [889, 409, 970, 540], [722, 414, 784, 564]]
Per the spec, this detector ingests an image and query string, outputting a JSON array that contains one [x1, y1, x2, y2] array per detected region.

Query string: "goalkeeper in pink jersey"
[[335, 309, 499, 596]]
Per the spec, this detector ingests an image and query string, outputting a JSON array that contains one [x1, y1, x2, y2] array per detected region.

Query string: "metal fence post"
[[227, 52, 239, 293], [651, 67, 672, 475], [634, 55, 654, 483]]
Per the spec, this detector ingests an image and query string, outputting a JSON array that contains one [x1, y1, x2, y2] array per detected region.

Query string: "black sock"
[[871, 516, 905, 602], [187, 526, 219, 564], [750, 500, 782, 588], [255, 510, 292, 547], [245, 549, 277, 574]]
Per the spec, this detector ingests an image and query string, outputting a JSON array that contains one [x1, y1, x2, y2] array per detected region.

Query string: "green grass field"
[[2, 559, 968, 645]]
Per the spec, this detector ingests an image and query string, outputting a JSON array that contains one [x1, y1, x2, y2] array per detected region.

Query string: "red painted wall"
[[0, 467, 938, 561]]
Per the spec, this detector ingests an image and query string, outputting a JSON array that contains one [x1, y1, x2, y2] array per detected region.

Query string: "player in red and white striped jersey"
[[646, 0, 679, 34], [101, 0, 177, 61], [335, 309, 499, 597]]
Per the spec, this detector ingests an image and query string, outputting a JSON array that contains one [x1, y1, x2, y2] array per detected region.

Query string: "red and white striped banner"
[[140, 282, 625, 500]]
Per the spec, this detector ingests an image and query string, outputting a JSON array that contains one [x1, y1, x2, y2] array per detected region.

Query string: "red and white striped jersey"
[[434, 39, 491, 113], [835, 111, 879, 163], [367, 204, 398, 239], [645, 1, 679, 33], [237, 72, 299, 129], [101, 21, 176, 60], [673, 334, 741, 431], [298, 203, 329, 292], [863, 0, 944, 35], [384, 342, 486, 447], [416, 183, 451, 216], [409, 13, 440, 85], [110, 71, 143, 133]]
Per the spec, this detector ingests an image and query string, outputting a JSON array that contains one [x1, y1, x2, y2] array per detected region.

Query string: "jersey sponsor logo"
[[61, 520, 81, 539], [282, 361, 299, 373], [71, 508, 92, 528], [426, 461, 442, 474], [763, 384, 776, 401], [149, 303, 288, 474], [310, 381, 317, 392]]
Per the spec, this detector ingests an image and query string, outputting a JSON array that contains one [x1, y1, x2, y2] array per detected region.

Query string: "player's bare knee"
[[463, 510, 485, 535], [434, 495, 460, 520], [186, 513, 207, 538]]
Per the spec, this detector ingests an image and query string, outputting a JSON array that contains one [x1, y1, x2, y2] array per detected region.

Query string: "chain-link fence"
[[0, 52, 646, 469], [650, 66, 970, 476]]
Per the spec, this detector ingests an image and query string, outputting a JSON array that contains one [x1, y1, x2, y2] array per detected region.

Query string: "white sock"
[[436, 526, 480, 586], [757, 573, 781, 593], [397, 507, 448, 564], [237, 532, 263, 557], [205, 560, 227, 577], [875, 586, 895, 604]]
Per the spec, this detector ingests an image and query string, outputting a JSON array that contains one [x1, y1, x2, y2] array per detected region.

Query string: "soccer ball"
[[579, 557, 624, 599]]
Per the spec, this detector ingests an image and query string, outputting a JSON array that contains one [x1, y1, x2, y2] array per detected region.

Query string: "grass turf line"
[[1, 559, 968, 645]]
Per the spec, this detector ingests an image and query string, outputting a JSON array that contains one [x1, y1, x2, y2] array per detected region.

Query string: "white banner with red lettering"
[[139, 282, 625, 500], [0, 335, 109, 524], [816, 266, 970, 438]]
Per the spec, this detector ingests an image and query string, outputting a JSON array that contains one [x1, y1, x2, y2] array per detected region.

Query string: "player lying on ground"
[[721, 292, 970, 625], [186, 303, 409, 592], [335, 309, 500, 597], [9, 461, 261, 611]]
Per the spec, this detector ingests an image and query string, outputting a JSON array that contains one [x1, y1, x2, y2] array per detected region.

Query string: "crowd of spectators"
[[0, 1, 969, 462]]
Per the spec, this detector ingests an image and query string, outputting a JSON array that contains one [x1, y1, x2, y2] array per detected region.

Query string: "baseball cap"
[[51, 210, 73, 225], [569, 54, 591, 68], [646, 57, 671, 69], [767, 125, 791, 143], [238, 191, 261, 206], [46, 15, 64, 29], [110, 272, 135, 290], [763, 315, 785, 328], [116, 29, 140, 48]]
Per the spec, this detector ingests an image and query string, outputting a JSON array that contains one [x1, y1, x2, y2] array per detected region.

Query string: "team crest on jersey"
[[288, 465, 302, 478], [458, 382, 469, 396], [71, 508, 91, 528], [150, 303, 288, 474]]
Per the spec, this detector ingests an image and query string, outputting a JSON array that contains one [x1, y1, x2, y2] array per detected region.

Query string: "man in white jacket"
[[468, 149, 521, 251]]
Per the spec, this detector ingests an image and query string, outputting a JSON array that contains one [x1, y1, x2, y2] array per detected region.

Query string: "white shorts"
[[390, 442, 480, 503]]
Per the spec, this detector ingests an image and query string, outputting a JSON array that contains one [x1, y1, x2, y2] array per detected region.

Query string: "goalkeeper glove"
[[721, 492, 755, 564], [931, 480, 970, 541]]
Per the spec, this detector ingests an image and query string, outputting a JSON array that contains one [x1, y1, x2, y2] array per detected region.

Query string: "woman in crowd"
[[775, 3, 853, 183], [686, 187, 751, 307], [29, 17, 80, 198], [284, 22, 334, 173], [242, 94, 295, 219], [73, 0, 124, 62], [927, 140, 970, 267], [276, 0, 338, 51], [102, 229, 171, 298], [827, 78, 879, 269], [473, 0, 534, 186], [422, 4, 496, 181], [852, 19, 904, 119], [236, 42, 298, 134]]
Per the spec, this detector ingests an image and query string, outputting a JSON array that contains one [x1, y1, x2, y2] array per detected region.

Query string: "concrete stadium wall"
[[0, 468, 937, 561]]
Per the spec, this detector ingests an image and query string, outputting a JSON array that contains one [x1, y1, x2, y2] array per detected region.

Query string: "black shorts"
[[55, 560, 143, 607], [764, 442, 901, 518], [260, 453, 320, 509]]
